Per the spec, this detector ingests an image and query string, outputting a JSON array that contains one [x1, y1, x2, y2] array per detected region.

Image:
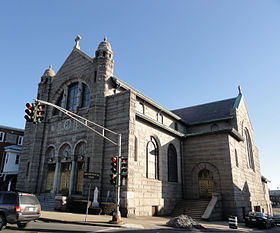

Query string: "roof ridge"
[[173, 96, 237, 112]]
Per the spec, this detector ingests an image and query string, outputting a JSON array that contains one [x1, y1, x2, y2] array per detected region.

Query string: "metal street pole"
[[85, 183, 91, 223], [113, 134, 122, 222]]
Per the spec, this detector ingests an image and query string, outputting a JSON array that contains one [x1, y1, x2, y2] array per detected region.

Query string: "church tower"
[[94, 37, 115, 97]]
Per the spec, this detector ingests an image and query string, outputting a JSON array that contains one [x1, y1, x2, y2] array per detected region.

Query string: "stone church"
[[17, 36, 271, 220]]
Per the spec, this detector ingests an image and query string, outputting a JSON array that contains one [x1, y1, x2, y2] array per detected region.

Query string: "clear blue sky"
[[0, 0, 279, 189]]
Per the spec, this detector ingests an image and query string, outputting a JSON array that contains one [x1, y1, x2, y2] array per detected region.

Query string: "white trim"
[[17, 136, 23, 145], [0, 132, 5, 142]]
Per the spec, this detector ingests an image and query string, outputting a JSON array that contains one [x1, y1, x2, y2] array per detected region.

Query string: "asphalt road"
[[1, 221, 111, 233], [1, 220, 280, 233]]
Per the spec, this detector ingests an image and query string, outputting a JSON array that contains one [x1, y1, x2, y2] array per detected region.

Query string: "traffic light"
[[110, 156, 118, 186], [121, 158, 128, 178], [24, 103, 35, 122], [111, 156, 117, 174], [35, 104, 45, 123], [110, 174, 117, 186]]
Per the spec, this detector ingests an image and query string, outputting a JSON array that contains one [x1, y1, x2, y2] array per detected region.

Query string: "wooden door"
[[199, 178, 213, 198], [75, 162, 84, 194], [45, 164, 55, 192], [59, 162, 71, 195]]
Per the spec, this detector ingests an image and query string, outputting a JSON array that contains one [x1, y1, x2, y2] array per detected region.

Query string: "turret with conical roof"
[[42, 65, 55, 78], [95, 37, 113, 60], [94, 37, 114, 96]]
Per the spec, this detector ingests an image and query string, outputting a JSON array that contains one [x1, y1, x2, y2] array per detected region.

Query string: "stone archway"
[[198, 169, 213, 198], [74, 141, 86, 194], [45, 146, 55, 192], [191, 162, 221, 199], [58, 144, 71, 195]]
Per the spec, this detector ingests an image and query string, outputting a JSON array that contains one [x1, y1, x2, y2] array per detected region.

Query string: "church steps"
[[171, 199, 210, 219]]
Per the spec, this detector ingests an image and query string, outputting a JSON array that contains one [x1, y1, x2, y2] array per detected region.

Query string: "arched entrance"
[[74, 142, 86, 194], [45, 164, 55, 192], [45, 146, 55, 192], [58, 144, 71, 195], [198, 168, 213, 199]]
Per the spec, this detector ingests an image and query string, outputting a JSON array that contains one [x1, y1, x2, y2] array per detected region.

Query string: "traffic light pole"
[[115, 134, 121, 222], [34, 99, 122, 223]]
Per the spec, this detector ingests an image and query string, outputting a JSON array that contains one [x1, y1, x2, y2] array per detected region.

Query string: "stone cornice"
[[185, 128, 244, 142], [136, 111, 185, 137]]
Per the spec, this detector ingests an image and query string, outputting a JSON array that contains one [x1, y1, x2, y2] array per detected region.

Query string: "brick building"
[[0, 125, 24, 190], [269, 190, 280, 207], [16, 36, 271, 220]]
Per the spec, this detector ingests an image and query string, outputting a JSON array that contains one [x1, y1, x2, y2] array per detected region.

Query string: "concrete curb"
[[39, 217, 247, 232], [39, 217, 123, 228]]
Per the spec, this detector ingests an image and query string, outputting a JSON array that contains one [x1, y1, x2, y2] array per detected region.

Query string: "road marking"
[[93, 228, 119, 232], [122, 223, 144, 229]]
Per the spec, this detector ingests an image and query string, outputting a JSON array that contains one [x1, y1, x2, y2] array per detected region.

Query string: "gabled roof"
[[55, 48, 93, 77], [0, 125, 24, 132], [111, 76, 184, 121], [172, 95, 242, 125]]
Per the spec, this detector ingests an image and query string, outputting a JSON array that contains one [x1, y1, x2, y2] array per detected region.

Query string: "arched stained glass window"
[[157, 113, 163, 124], [134, 136, 138, 161], [235, 149, 239, 167], [67, 83, 79, 111], [244, 128, 255, 170], [81, 83, 90, 108], [138, 102, 144, 114], [168, 144, 178, 182], [146, 137, 159, 179], [54, 93, 63, 115]]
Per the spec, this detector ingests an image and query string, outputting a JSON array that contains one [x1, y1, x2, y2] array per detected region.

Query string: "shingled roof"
[[172, 96, 240, 125]]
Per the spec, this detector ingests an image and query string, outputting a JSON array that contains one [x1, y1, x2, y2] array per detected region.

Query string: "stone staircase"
[[171, 199, 210, 220], [36, 193, 55, 211]]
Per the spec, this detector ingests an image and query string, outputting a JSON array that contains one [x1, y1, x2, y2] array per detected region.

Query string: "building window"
[[5, 133, 17, 144], [54, 93, 63, 115], [0, 132, 5, 142], [94, 71, 97, 82], [235, 149, 239, 167], [26, 162, 30, 176], [54, 82, 90, 115], [18, 136, 23, 145], [46, 146, 55, 162], [138, 102, 145, 114], [244, 128, 255, 170], [174, 122, 178, 131], [81, 83, 90, 108], [157, 113, 163, 124], [86, 157, 90, 172], [146, 136, 159, 179], [168, 144, 178, 182], [67, 82, 79, 111], [15, 155, 20, 164], [134, 136, 138, 161]]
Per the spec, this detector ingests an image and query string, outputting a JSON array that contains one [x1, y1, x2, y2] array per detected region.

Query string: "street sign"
[[84, 172, 100, 180]]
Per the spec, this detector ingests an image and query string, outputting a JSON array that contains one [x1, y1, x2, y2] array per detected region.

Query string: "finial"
[[42, 64, 55, 77], [238, 85, 242, 95], [104, 36, 107, 42], [74, 35, 82, 50]]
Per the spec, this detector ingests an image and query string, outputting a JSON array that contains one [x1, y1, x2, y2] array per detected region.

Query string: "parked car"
[[273, 214, 280, 226], [245, 212, 273, 229], [0, 191, 41, 230]]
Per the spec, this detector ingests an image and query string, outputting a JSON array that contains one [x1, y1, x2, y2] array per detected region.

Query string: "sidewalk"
[[40, 211, 256, 232]]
